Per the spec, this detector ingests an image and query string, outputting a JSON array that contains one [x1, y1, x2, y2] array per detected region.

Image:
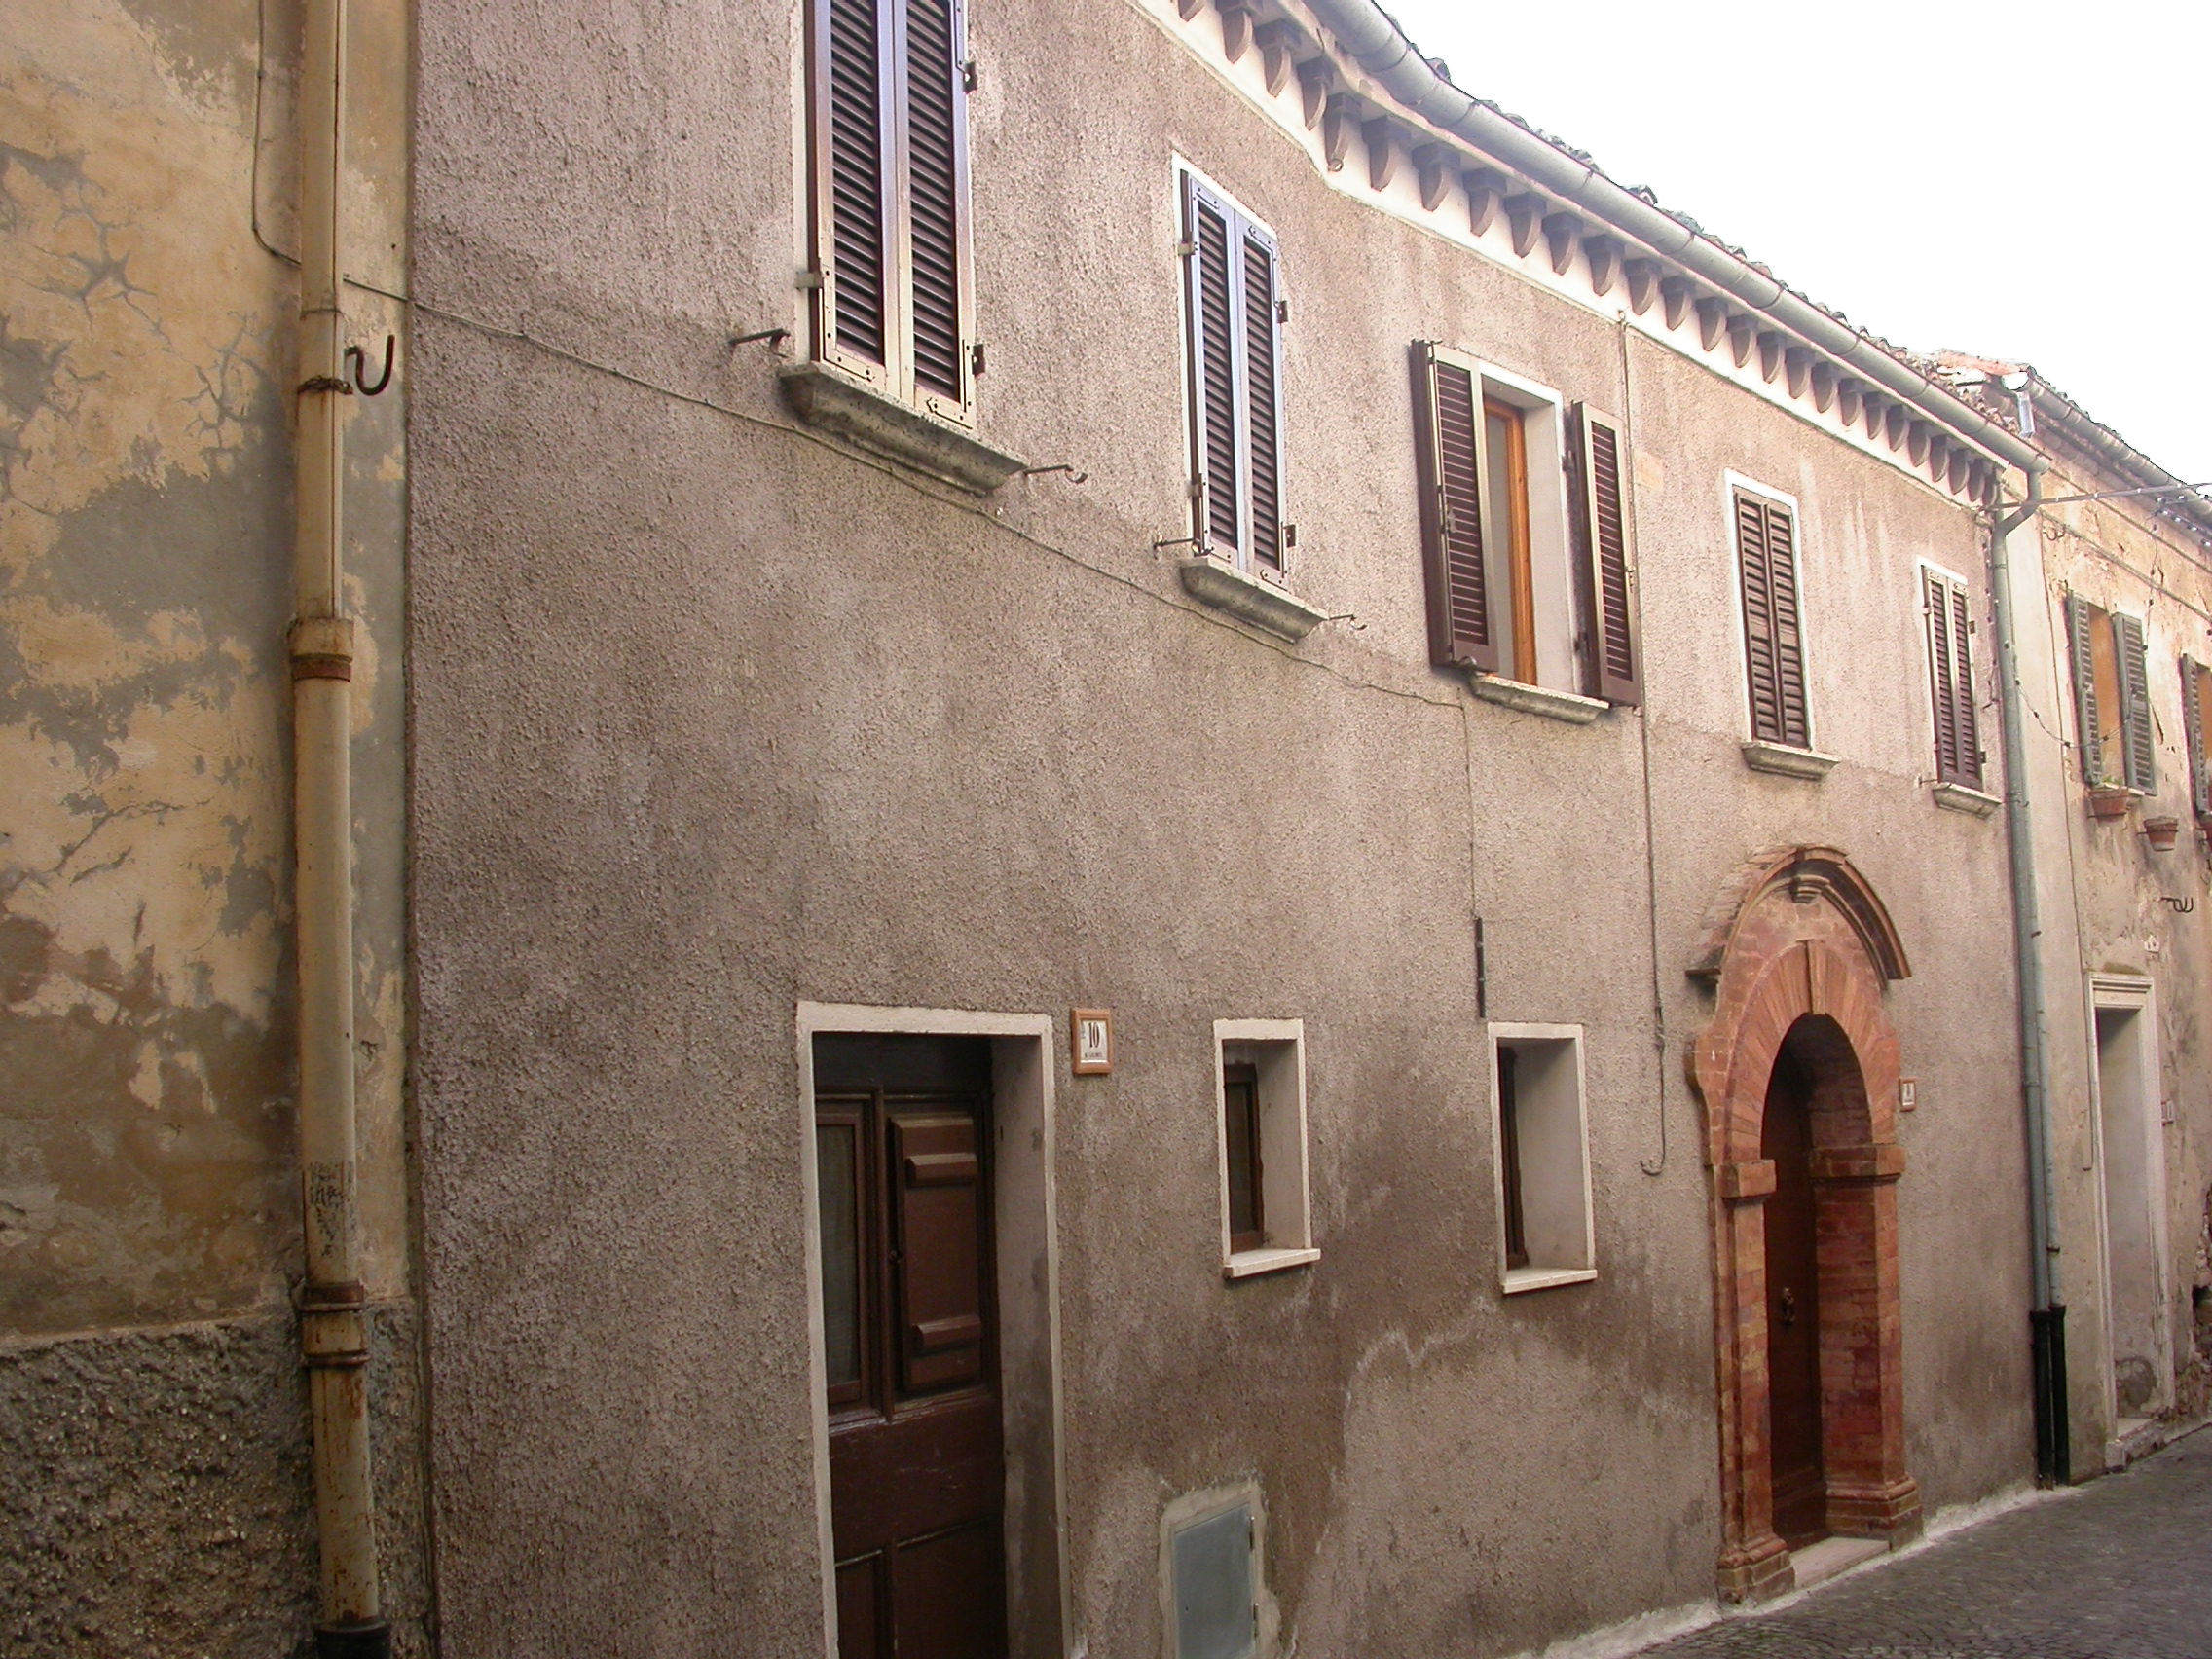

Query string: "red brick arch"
[[1687, 847, 1922, 1602]]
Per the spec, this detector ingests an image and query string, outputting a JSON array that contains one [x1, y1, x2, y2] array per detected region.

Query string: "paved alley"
[[1644, 1429, 2212, 1658]]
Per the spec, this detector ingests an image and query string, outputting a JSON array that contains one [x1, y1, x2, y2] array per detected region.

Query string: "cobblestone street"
[[1643, 1429, 2212, 1658]]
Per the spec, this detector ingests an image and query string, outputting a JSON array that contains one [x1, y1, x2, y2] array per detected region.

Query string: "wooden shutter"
[[813, 0, 893, 379], [1736, 491, 1808, 748], [1411, 342, 1498, 672], [903, 0, 973, 418], [2115, 610, 2157, 792], [2065, 594, 2105, 784], [1240, 224, 1284, 572], [1571, 404, 1639, 705], [2183, 657, 2212, 820], [1184, 175, 1241, 562], [1924, 570, 1980, 788], [890, 1111, 987, 1394]]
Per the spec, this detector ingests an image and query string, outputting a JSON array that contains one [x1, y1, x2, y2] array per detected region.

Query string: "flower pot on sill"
[[2087, 786, 2132, 821], [2143, 815, 2182, 851]]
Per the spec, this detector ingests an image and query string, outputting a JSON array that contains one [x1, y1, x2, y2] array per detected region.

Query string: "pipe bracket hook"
[[344, 335, 395, 396]]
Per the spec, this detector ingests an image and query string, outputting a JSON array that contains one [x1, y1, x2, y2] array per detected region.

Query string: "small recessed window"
[[1488, 1025, 1596, 1293], [1213, 1020, 1315, 1279]]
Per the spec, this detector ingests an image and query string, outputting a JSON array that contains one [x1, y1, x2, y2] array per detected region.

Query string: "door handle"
[[1778, 1287, 1797, 1329]]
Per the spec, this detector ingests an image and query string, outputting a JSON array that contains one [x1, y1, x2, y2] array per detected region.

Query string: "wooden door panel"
[[1762, 1044, 1825, 1548], [834, 1555, 887, 1659], [830, 1392, 1002, 1552], [894, 1521, 1004, 1659], [816, 1034, 1006, 1659]]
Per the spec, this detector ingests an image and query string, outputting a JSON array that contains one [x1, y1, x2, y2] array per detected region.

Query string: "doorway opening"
[[798, 1006, 1068, 1659], [2091, 980, 2170, 1427]]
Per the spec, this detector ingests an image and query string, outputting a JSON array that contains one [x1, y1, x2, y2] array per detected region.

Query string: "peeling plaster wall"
[[0, 1, 422, 1650], [2000, 438, 2212, 1459], [408, 2, 2036, 1654]]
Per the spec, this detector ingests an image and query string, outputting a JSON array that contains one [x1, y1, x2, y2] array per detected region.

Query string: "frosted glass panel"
[[1173, 1502, 1254, 1659]]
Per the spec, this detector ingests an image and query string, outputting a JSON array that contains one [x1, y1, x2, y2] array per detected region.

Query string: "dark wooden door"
[[814, 1035, 1006, 1659], [1762, 1042, 1825, 1548]]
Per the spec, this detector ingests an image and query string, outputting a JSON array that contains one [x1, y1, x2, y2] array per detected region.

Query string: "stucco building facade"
[[3, 1, 2204, 1657]]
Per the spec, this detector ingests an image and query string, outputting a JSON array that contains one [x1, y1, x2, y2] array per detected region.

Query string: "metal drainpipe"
[[1989, 466, 2070, 1485], [290, 0, 389, 1651]]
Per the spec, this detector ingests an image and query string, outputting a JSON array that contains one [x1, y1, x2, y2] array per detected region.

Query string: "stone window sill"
[[1932, 782, 2000, 817], [1223, 1245, 1320, 1280], [1741, 741, 1839, 781], [778, 361, 1025, 493], [1177, 555, 1329, 641], [1502, 1265, 1597, 1296], [1468, 676, 1607, 724]]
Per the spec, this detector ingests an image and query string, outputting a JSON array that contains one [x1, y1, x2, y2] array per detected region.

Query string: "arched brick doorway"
[[1687, 847, 1922, 1603]]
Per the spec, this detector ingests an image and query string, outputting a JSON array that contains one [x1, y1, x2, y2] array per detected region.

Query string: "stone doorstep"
[[1786, 1535, 1887, 1593]]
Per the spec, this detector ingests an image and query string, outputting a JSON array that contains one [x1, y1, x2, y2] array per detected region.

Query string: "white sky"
[[1383, 0, 2212, 483]]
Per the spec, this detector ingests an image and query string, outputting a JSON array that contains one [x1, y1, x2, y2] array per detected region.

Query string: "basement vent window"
[[1489, 1025, 1597, 1294], [1214, 1020, 1316, 1279], [1167, 1495, 1260, 1659]]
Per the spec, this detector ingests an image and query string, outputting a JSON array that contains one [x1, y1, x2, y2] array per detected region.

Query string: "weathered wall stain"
[[3, 0, 421, 1649]]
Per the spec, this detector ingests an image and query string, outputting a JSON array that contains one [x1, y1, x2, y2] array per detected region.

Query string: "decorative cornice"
[[1154, 0, 2026, 508]]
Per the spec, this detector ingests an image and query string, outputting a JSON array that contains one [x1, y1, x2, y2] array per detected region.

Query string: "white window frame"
[[1212, 1018, 1317, 1279], [1469, 362, 1579, 693], [1487, 1022, 1597, 1295]]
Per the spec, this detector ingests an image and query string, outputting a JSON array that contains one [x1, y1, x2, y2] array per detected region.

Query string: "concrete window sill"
[[1223, 1246, 1320, 1280], [1177, 555, 1329, 641], [778, 361, 1025, 493], [1469, 676, 1607, 724], [1502, 1266, 1597, 1296], [1741, 741, 1839, 781], [1932, 782, 2001, 818]]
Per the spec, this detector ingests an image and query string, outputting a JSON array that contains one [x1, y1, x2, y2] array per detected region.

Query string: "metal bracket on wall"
[[343, 335, 394, 396]]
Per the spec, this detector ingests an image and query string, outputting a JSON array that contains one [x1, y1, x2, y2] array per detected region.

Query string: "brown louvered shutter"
[[903, 0, 972, 416], [2183, 657, 2212, 820], [1185, 176, 1241, 562], [1736, 491, 1808, 747], [815, 0, 892, 377], [1411, 343, 1498, 672], [1240, 225, 1284, 572], [2115, 610, 2157, 792], [1925, 570, 1980, 788], [1571, 404, 1638, 705], [2065, 594, 2105, 784]]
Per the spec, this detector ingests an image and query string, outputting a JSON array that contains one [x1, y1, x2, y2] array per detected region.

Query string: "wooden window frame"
[[1921, 563, 1982, 790], [1731, 483, 1812, 750], [1485, 395, 1539, 684], [1221, 1062, 1265, 1254], [1495, 1047, 1530, 1271], [805, 0, 977, 424], [1180, 166, 1288, 578]]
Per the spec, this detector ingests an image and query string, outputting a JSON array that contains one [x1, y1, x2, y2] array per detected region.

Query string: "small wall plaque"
[[1898, 1078, 1917, 1113], [1072, 1009, 1114, 1075]]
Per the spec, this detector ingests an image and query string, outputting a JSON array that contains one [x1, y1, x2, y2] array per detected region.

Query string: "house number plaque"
[[1072, 1009, 1114, 1075]]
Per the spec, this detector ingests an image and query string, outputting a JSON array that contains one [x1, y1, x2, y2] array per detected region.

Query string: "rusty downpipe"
[[291, 0, 387, 1651]]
